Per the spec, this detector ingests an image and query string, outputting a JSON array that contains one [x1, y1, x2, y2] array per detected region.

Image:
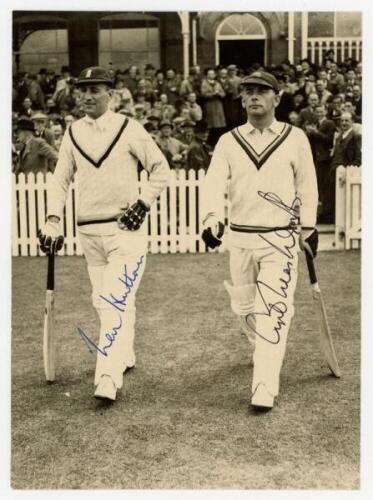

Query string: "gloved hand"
[[118, 199, 150, 231], [299, 227, 318, 257], [37, 217, 64, 254], [201, 216, 225, 249]]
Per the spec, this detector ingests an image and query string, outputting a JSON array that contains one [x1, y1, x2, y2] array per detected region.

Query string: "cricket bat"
[[43, 253, 56, 382], [305, 251, 341, 378]]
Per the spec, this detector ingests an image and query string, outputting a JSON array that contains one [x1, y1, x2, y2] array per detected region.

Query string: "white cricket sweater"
[[47, 110, 170, 225], [201, 120, 318, 248]]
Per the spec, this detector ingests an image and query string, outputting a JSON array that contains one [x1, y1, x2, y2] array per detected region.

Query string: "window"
[[308, 11, 362, 38], [217, 13, 266, 39]]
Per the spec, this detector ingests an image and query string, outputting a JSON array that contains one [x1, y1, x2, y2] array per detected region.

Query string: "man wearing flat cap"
[[38, 66, 170, 402], [31, 111, 55, 148], [201, 71, 318, 410], [14, 116, 58, 175]]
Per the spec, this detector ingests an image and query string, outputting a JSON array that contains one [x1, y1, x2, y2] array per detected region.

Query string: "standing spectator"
[[122, 65, 139, 95], [288, 110, 300, 126], [327, 111, 361, 221], [315, 79, 332, 105], [298, 92, 319, 129], [153, 70, 167, 98], [292, 92, 307, 113], [184, 92, 202, 122], [225, 64, 244, 129], [328, 62, 345, 93], [133, 104, 148, 125], [305, 104, 336, 221], [14, 117, 58, 175], [27, 73, 46, 111], [20, 97, 34, 117], [275, 74, 294, 122], [165, 68, 181, 107], [51, 123, 63, 150], [179, 73, 195, 98], [201, 68, 226, 146], [31, 111, 55, 147], [328, 94, 344, 128], [159, 93, 176, 121]]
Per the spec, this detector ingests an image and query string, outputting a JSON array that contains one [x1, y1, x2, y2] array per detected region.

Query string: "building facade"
[[13, 11, 362, 76]]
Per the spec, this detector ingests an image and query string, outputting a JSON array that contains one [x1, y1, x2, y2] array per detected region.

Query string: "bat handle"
[[305, 250, 318, 285], [47, 253, 55, 291]]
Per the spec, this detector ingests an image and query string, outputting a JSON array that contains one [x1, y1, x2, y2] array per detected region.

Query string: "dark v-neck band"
[[231, 124, 292, 170], [69, 117, 129, 168]]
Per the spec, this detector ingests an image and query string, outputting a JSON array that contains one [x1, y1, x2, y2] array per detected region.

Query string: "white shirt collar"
[[83, 109, 114, 131], [244, 119, 283, 135]]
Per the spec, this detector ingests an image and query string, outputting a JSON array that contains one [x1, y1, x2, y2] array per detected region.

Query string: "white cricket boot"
[[94, 374, 117, 401], [251, 383, 274, 409]]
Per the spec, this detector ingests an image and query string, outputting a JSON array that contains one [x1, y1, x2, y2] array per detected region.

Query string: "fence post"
[[178, 169, 188, 253], [335, 166, 346, 250], [12, 175, 19, 256]]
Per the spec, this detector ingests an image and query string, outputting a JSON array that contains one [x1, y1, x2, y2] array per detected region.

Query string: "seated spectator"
[[31, 111, 55, 147], [14, 117, 58, 175], [178, 120, 196, 146], [156, 120, 187, 169]]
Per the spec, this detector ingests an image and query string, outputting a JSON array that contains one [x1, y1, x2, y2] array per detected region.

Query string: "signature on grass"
[[243, 192, 301, 344], [77, 255, 144, 356]]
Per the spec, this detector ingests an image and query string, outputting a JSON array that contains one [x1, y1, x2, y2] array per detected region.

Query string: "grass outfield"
[[11, 251, 360, 489]]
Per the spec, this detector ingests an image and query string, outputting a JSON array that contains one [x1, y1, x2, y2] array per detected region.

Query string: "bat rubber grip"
[[47, 253, 55, 291], [305, 251, 317, 285]]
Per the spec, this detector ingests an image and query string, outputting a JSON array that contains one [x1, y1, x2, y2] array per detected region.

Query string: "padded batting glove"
[[37, 218, 64, 254], [201, 217, 225, 249], [299, 227, 318, 258], [118, 199, 150, 231]]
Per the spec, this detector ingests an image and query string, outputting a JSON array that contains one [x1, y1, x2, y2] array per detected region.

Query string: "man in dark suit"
[[298, 92, 319, 129], [14, 117, 58, 175], [275, 74, 294, 122], [305, 103, 336, 222], [326, 111, 362, 222]]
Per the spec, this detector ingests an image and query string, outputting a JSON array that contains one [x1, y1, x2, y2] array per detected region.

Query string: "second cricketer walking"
[[201, 71, 318, 410]]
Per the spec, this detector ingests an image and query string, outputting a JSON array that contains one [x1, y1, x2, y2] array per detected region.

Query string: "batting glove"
[[202, 217, 225, 249], [299, 227, 318, 258], [118, 199, 150, 231], [37, 218, 64, 254]]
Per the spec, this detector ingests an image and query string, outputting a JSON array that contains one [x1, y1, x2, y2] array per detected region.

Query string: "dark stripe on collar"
[[69, 117, 129, 168], [236, 123, 287, 158], [231, 124, 292, 170]]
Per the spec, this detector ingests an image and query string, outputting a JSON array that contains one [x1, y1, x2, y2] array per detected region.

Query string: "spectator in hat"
[[275, 74, 294, 123], [186, 121, 212, 171], [179, 120, 196, 146], [224, 64, 244, 129], [31, 111, 55, 147], [14, 117, 58, 175], [156, 120, 187, 168], [153, 70, 168, 98]]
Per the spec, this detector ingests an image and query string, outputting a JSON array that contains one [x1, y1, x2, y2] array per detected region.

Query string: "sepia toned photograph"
[[10, 6, 362, 491]]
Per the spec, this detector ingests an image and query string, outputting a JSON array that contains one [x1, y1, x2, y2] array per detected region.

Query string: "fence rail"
[[335, 165, 361, 250], [307, 37, 362, 64]]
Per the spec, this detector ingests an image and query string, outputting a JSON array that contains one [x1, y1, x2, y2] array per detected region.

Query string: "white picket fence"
[[335, 165, 361, 250], [12, 170, 229, 257], [307, 37, 362, 64], [12, 166, 361, 256]]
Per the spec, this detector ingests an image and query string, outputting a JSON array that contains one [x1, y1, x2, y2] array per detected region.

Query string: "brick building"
[[13, 11, 362, 76]]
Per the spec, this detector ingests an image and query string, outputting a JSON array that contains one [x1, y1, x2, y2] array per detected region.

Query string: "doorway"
[[219, 40, 265, 70]]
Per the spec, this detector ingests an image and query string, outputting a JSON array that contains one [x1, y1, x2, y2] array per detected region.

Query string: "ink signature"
[[77, 255, 144, 356], [244, 192, 301, 344]]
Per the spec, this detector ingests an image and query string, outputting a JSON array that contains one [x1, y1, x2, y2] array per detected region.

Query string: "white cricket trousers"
[[78, 222, 147, 388], [228, 234, 299, 396]]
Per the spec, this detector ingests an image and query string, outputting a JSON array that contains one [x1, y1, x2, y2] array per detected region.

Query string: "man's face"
[[241, 85, 279, 118], [33, 119, 46, 132], [343, 102, 355, 114], [220, 69, 228, 79], [340, 113, 353, 132], [293, 94, 303, 106], [188, 92, 196, 103], [308, 94, 319, 108], [316, 80, 325, 92], [160, 125, 172, 137], [207, 70, 215, 80], [315, 106, 326, 121], [166, 69, 175, 79], [288, 111, 299, 125], [79, 84, 112, 119], [16, 129, 28, 145], [353, 85, 361, 98], [319, 70, 327, 80], [129, 66, 137, 78], [23, 98, 31, 109]]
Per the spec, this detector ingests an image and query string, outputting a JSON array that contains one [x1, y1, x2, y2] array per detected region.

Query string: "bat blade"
[[43, 253, 56, 382], [311, 285, 341, 378], [43, 289, 56, 382]]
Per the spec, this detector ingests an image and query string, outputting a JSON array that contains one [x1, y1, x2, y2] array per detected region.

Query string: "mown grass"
[[11, 251, 360, 489]]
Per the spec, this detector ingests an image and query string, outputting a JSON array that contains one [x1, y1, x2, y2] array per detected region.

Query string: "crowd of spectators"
[[12, 54, 362, 221]]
